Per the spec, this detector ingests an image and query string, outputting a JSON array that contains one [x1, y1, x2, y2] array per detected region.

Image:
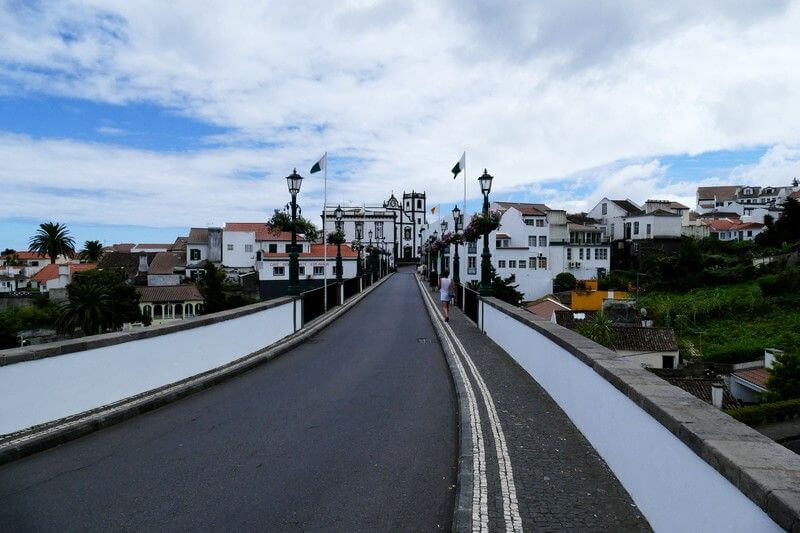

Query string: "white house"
[[222, 222, 309, 278], [257, 243, 360, 299], [727, 349, 780, 404], [703, 219, 765, 241], [31, 263, 96, 293], [440, 203, 611, 301], [622, 210, 682, 241], [185, 227, 223, 279], [586, 198, 644, 241]]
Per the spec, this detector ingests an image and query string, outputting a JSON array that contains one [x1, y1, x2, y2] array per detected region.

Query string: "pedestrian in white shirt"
[[437, 271, 453, 322]]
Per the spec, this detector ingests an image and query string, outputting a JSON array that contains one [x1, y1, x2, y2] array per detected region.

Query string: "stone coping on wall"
[[482, 296, 800, 531], [0, 297, 295, 367]]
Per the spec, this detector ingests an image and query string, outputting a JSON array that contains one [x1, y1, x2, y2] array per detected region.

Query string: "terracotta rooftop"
[[148, 252, 180, 275], [187, 228, 209, 244], [611, 326, 678, 352], [610, 199, 644, 216], [31, 263, 96, 283], [526, 298, 570, 321], [494, 202, 551, 216], [733, 368, 770, 390], [2, 251, 50, 261], [225, 223, 307, 242], [651, 372, 739, 410], [697, 185, 740, 201], [136, 284, 203, 303], [704, 219, 764, 232]]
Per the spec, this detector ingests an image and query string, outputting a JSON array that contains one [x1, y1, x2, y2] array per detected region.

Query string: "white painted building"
[[221, 222, 309, 277], [257, 243, 359, 282], [440, 203, 611, 301], [185, 227, 223, 279], [586, 198, 644, 241], [704, 219, 766, 241], [321, 191, 429, 264]]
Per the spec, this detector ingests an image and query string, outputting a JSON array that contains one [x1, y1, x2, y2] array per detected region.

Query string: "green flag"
[[451, 152, 465, 178], [310, 153, 327, 174]]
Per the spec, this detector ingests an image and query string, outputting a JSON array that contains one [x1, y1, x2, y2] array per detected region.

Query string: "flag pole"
[[323, 151, 328, 312]]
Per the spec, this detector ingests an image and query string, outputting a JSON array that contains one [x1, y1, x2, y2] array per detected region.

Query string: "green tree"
[[577, 311, 615, 350], [766, 350, 800, 401], [79, 240, 104, 262], [1, 248, 15, 256], [267, 209, 319, 241], [756, 197, 800, 247], [467, 266, 524, 306], [28, 222, 76, 264], [56, 269, 145, 336], [198, 261, 227, 314], [553, 272, 577, 292]]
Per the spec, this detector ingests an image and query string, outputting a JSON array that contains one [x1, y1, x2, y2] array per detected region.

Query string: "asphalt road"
[[0, 269, 457, 531]]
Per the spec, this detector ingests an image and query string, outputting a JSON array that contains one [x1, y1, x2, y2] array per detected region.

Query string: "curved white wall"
[[0, 300, 295, 435]]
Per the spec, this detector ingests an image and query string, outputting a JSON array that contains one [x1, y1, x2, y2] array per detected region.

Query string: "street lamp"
[[352, 240, 363, 276], [334, 205, 344, 282], [368, 230, 374, 276], [452, 205, 461, 284], [479, 168, 494, 296], [286, 168, 304, 295]]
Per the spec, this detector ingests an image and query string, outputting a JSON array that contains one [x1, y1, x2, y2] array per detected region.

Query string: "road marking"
[[419, 281, 524, 532], [417, 277, 489, 532]]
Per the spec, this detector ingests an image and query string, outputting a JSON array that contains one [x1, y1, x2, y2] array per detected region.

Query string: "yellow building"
[[571, 281, 630, 311]]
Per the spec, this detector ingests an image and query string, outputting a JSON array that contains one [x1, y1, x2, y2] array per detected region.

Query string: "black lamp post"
[[352, 240, 363, 276], [379, 237, 385, 277], [452, 205, 461, 284], [286, 168, 304, 295], [479, 169, 494, 296], [368, 230, 374, 276], [440, 219, 447, 275], [334, 205, 344, 282], [419, 228, 426, 275]]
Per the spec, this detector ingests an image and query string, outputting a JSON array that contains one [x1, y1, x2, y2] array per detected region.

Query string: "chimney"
[[764, 348, 781, 370], [58, 264, 69, 277], [138, 254, 149, 273], [711, 379, 724, 410]]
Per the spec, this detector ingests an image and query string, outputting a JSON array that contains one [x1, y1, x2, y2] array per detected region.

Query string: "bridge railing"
[[462, 285, 480, 324], [470, 295, 800, 531], [343, 276, 360, 301]]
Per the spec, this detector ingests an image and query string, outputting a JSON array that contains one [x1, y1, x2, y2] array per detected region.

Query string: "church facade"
[[321, 191, 429, 264]]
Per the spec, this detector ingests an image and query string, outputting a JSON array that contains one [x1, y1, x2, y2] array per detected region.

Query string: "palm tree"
[[578, 311, 616, 350], [28, 222, 76, 264], [80, 240, 104, 263], [55, 281, 110, 336]]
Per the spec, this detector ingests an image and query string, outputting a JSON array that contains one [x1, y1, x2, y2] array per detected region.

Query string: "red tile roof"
[[136, 284, 203, 303], [704, 219, 764, 232], [733, 368, 770, 390], [3, 252, 49, 260], [526, 298, 570, 320], [187, 228, 209, 244], [697, 185, 740, 201], [611, 326, 678, 352], [148, 252, 180, 275], [494, 202, 551, 216], [225, 223, 307, 242], [31, 263, 96, 282]]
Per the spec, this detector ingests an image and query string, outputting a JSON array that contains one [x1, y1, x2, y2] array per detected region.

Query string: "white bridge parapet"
[[0, 298, 297, 436], [479, 297, 798, 532]]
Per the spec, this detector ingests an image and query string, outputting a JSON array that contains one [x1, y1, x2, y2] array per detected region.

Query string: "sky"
[[2, 1, 800, 249]]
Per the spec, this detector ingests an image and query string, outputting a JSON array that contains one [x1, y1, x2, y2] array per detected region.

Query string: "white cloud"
[[1, 1, 800, 227]]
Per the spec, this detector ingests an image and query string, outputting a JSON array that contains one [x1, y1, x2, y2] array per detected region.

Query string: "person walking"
[[438, 270, 453, 322]]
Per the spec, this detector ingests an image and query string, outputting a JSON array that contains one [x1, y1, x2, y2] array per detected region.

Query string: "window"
[[498, 260, 506, 268], [285, 244, 291, 252], [417, 199, 422, 209], [524, 219, 534, 226], [538, 236, 547, 247], [244, 244, 253, 252], [417, 217, 421, 224], [579, 248, 584, 260], [662, 355, 675, 369], [467, 256, 477, 274], [299, 266, 305, 276], [497, 238, 509, 248], [190, 249, 201, 261], [586, 248, 590, 260], [536, 219, 545, 227], [509, 260, 516, 268], [468, 242, 477, 254], [646, 224, 651, 236], [332, 264, 340, 275], [404, 227, 411, 240], [313, 266, 324, 275], [374, 221, 383, 239], [747, 230, 753, 237], [634, 222, 640, 235], [610, 223, 615, 237], [269, 244, 277, 253], [538, 257, 547, 269], [594, 249, 600, 260], [529, 257, 537, 269], [567, 248, 572, 260], [31, 261, 39, 266], [528, 236, 536, 247], [273, 266, 285, 276], [355, 221, 364, 239], [227, 244, 234, 251], [602, 203, 607, 215], [519, 261, 526, 269]]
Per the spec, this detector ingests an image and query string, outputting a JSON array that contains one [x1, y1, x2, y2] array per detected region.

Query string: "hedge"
[[726, 398, 800, 426]]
